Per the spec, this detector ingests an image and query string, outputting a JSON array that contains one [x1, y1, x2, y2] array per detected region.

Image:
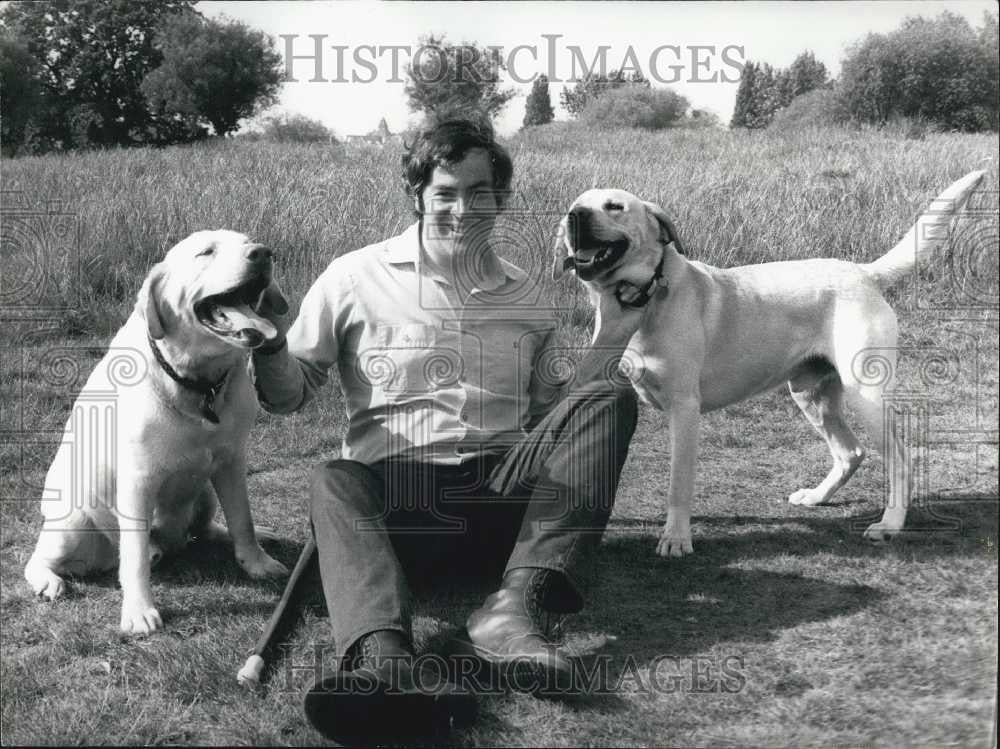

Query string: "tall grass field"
[[2, 123, 998, 746]]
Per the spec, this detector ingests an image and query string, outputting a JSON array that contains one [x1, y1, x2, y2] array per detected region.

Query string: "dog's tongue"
[[219, 303, 277, 343]]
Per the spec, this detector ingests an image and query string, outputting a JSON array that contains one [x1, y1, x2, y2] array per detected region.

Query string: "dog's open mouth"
[[194, 276, 273, 347], [567, 238, 631, 280]]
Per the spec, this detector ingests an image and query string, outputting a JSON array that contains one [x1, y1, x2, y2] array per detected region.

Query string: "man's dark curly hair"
[[401, 115, 513, 214]]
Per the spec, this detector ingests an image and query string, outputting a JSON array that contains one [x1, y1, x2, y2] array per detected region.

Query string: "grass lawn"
[[2, 320, 996, 746], [2, 124, 997, 745]]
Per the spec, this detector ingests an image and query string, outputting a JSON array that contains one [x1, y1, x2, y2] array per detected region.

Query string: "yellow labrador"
[[553, 171, 985, 557], [24, 230, 290, 633]]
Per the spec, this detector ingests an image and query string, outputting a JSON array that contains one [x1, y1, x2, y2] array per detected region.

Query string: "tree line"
[[3, 5, 996, 156], [1, 0, 283, 154], [732, 10, 998, 132]]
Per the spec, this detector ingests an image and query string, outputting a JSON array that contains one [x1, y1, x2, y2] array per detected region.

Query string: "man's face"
[[420, 147, 500, 265]]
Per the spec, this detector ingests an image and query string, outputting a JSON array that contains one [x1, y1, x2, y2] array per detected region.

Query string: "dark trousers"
[[309, 381, 638, 658]]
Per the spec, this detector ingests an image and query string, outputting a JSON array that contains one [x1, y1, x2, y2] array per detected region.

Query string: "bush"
[[260, 113, 336, 143], [680, 109, 722, 130], [579, 86, 689, 130], [768, 87, 848, 132], [838, 11, 998, 131]]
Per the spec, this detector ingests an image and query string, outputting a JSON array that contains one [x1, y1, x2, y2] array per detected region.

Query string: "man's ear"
[[551, 215, 570, 280], [136, 263, 167, 340], [642, 200, 686, 256], [259, 280, 289, 317]]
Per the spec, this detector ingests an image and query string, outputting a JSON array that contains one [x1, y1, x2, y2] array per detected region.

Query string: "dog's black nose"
[[246, 246, 273, 263], [567, 205, 594, 250]]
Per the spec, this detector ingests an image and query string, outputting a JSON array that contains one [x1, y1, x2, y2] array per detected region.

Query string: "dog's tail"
[[863, 169, 986, 290]]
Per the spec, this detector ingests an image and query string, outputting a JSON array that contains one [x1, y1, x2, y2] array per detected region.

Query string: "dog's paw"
[[26, 566, 67, 600], [788, 487, 828, 506], [657, 516, 694, 558], [863, 522, 902, 544], [120, 602, 163, 635], [239, 548, 289, 580], [656, 533, 694, 558]]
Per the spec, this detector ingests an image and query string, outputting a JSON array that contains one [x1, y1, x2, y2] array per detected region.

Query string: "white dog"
[[553, 171, 986, 557], [24, 230, 290, 633]]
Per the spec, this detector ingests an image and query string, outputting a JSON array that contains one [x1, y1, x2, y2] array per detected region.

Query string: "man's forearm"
[[573, 313, 642, 388]]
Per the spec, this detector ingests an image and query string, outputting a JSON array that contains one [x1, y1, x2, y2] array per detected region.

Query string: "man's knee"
[[611, 383, 638, 432], [309, 459, 380, 513]]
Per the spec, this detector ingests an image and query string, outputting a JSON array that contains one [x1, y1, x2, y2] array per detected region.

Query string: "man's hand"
[[594, 285, 650, 343], [254, 282, 291, 354]]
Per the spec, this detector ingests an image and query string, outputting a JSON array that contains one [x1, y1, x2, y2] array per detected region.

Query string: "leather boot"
[[465, 567, 581, 697], [304, 629, 477, 744]]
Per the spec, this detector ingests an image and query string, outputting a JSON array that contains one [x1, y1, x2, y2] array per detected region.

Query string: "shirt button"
[[461, 410, 469, 421]]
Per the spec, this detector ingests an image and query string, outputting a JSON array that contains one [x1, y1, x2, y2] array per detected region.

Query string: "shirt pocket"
[[361, 324, 461, 398]]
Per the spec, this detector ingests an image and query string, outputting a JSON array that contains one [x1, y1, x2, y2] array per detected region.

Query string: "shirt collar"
[[385, 221, 527, 289]]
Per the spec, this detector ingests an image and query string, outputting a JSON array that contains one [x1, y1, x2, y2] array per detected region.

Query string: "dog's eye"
[[603, 200, 625, 212], [196, 248, 215, 257]]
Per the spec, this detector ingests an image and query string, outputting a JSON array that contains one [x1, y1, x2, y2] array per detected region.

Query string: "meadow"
[[1, 122, 997, 746]]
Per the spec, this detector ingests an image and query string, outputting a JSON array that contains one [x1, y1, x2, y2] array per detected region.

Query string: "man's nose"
[[449, 196, 468, 218]]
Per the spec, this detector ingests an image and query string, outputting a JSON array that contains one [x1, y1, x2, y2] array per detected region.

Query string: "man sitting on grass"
[[252, 115, 646, 743]]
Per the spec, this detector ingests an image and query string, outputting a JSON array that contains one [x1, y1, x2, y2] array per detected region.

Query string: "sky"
[[198, 0, 996, 137]]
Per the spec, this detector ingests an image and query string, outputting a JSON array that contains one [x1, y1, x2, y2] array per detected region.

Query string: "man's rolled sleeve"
[[252, 263, 350, 414]]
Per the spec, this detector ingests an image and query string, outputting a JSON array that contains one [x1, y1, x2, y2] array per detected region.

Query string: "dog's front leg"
[[211, 459, 288, 580], [657, 396, 700, 557], [117, 475, 163, 634]]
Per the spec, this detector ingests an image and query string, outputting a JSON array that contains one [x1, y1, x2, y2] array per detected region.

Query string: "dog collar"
[[148, 335, 228, 424], [617, 246, 667, 309]]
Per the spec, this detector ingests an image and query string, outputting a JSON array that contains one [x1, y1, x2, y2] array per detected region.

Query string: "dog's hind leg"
[[25, 509, 116, 600], [844, 376, 912, 543], [787, 360, 866, 507], [836, 304, 911, 542]]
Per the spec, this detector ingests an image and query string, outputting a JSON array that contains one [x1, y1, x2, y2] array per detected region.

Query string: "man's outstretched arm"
[[251, 267, 347, 415]]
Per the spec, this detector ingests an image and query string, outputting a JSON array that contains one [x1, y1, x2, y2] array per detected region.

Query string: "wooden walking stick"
[[237, 536, 317, 687]]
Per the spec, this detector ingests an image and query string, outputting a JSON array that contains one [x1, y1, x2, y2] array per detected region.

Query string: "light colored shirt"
[[252, 222, 563, 465]]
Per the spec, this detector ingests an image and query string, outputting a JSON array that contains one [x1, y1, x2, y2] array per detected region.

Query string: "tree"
[[979, 11, 999, 130], [731, 61, 782, 128], [730, 61, 758, 128], [141, 13, 282, 138], [404, 35, 515, 121], [560, 70, 649, 118], [0, 30, 40, 154], [579, 85, 688, 130], [731, 52, 831, 129], [522, 74, 554, 127], [1, 0, 195, 148], [749, 63, 781, 127], [839, 11, 998, 131], [787, 50, 829, 98]]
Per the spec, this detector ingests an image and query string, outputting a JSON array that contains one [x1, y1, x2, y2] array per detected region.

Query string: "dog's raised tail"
[[863, 169, 986, 290]]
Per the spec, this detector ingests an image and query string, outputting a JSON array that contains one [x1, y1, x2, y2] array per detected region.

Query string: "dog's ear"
[[136, 263, 167, 340], [643, 201, 686, 256], [259, 280, 289, 317], [551, 215, 570, 280]]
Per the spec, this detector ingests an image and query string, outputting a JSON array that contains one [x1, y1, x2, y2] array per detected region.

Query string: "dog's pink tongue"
[[221, 304, 278, 341]]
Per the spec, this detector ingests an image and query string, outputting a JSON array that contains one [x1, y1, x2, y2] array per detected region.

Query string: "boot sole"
[[303, 670, 476, 744], [447, 637, 581, 699]]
